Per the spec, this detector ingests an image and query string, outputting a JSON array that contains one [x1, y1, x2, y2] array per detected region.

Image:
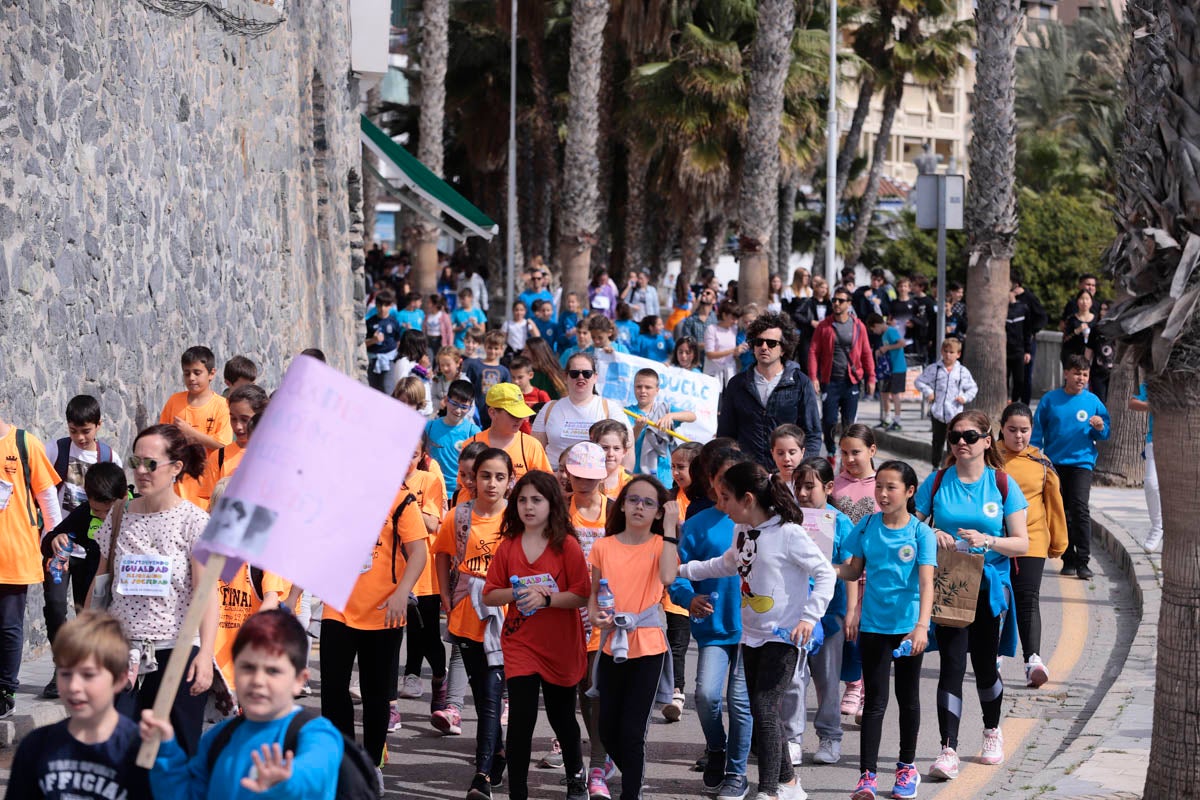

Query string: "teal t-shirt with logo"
[[847, 513, 938, 635]]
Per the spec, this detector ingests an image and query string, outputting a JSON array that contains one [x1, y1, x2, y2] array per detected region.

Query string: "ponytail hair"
[[875, 459, 919, 514], [719, 462, 805, 525], [134, 424, 206, 480]]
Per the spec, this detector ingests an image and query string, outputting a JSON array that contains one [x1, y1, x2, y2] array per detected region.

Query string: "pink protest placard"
[[194, 356, 423, 610], [801, 507, 837, 562]]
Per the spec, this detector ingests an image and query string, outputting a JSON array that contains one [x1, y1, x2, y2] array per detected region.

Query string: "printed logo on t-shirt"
[[897, 543, 916, 563], [1075, 409, 1089, 422], [983, 501, 1001, 518]]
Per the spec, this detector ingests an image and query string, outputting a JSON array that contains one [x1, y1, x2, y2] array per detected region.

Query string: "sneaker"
[[387, 704, 402, 732], [874, 420, 890, 429], [294, 681, 312, 699], [1025, 654, 1049, 688], [692, 751, 709, 772], [41, 679, 59, 700], [1144, 529, 1163, 552], [892, 763, 920, 798], [602, 756, 618, 781], [500, 697, 509, 726], [662, 690, 684, 722], [1059, 561, 1076, 575], [375, 766, 385, 794], [855, 693, 865, 725], [566, 770, 589, 800], [538, 737, 564, 768], [1076, 565, 1094, 580], [466, 772, 492, 800], [888, 422, 903, 432], [995, 656, 1003, 673], [400, 673, 424, 699], [0, 692, 14, 720], [788, 741, 804, 766], [928, 746, 959, 780], [980, 727, 1004, 765], [814, 738, 841, 764], [852, 770, 878, 800], [779, 779, 808, 800], [841, 680, 863, 716], [489, 752, 506, 789], [587, 767, 611, 799], [718, 774, 749, 800], [431, 676, 448, 713], [432, 706, 463, 735], [703, 749, 727, 790]]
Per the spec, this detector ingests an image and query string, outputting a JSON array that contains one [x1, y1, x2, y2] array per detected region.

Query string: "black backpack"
[[205, 707, 382, 799]]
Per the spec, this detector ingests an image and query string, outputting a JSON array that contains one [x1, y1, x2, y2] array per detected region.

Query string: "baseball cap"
[[565, 442, 607, 479], [485, 383, 536, 418]]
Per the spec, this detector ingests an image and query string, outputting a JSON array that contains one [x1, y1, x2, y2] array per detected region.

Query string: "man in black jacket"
[[716, 312, 823, 467], [1006, 287, 1036, 403], [1011, 277, 1047, 404]]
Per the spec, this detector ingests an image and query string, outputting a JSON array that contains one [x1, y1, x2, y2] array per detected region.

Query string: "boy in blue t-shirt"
[[558, 292, 584, 352], [143, 610, 343, 800], [396, 291, 426, 332], [870, 314, 909, 432], [451, 288, 487, 349], [633, 316, 672, 363], [425, 380, 483, 495], [626, 369, 695, 487], [1031, 354, 1110, 579], [531, 299, 559, 348], [366, 288, 403, 394]]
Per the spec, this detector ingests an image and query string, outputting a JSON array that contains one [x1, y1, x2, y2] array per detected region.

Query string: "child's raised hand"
[[241, 743, 294, 793], [662, 501, 680, 537], [138, 709, 175, 744]]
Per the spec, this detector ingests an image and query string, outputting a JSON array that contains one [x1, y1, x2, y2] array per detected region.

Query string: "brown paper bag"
[[931, 549, 984, 628]]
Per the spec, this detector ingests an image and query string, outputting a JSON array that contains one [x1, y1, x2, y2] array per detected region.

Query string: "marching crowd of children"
[[0, 259, 1147, 800]]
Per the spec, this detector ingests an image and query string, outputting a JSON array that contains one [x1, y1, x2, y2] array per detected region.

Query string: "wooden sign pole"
[[135, 554, 227, 769]]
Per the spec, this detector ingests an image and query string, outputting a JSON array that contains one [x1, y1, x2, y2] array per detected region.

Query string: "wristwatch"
[[543, 593, 552, 608], [663, 536, 679, 545]]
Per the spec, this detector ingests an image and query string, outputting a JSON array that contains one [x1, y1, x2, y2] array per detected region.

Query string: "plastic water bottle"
[[597, 579, 615, 614], [510, 575, 536, 616], [48, 552, 67, 585], [893, 639, 914, 658], [772, 625, 822, 654], [691, 591, 719, 624]]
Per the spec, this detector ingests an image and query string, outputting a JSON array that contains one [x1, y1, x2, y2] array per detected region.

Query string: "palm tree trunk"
[[815, 74, 875, 270], [845, 79, 903, 268], [679, 209, 705, 287], [778, 181, 797, 276], [1093, 349, 1147, 486], [736, 0, 795, 310], [624, 144, 650, 276], [962, 0, 1021, 420], [557, 0, 609, 301], [525, 7, 557, 263], [700, 216, 728, 275], [416, 0, 449, 300]]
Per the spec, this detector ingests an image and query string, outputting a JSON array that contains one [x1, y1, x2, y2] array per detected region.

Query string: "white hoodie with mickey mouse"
[[679, 515, 836, 648]]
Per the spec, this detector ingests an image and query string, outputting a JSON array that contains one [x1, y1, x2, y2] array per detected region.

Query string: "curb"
[[0, 700, 68, 749]]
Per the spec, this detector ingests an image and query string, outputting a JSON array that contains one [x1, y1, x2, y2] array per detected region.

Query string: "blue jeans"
[[0, 586, 27, 694], [694, 644, 752, 776], [821, 379, 861, 455]]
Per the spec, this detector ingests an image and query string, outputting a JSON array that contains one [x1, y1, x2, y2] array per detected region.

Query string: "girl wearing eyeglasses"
[[90, 424, 213, 756], [913, 410, 1029, 781], [587, 476, 679, 800]]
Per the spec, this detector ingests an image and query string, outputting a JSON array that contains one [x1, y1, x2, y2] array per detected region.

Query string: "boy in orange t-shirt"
[[464, 384, 553, 481], [160, 346, 233, 507]]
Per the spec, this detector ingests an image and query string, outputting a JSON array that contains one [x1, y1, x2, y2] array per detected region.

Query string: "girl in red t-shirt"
[[484, 471, 591, 800]]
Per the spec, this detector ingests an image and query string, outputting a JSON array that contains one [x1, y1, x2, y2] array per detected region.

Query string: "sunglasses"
[[625, 495, 659, 510], [832, 297, 851, 304], [750, 338, 782, 349], [947, 429, 986, 445], [568, 369, 595, 380], [129, 455, 176, 473]]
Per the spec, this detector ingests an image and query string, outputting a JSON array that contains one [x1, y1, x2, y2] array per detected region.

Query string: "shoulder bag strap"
[[105, 499, 126, 573]]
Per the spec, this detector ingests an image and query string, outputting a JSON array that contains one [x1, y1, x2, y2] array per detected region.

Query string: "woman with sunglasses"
[[531, 352, 633, 465], [90, 424, 215, 755], [912, 410, 1029, 781]]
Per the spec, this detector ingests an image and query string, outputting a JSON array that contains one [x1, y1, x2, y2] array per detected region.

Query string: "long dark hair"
[[606, 475, 669, 537], [875, 459, 919, 514], [793, 455, 835, 494], [398, 329, 429, 363], [686, 438, 741, 504], [473, 447, 514, 481], [501, 471, 576, 552], [522, 337, 567, 396], [133, 424, 206, 480], [719, 461, 804, 525]]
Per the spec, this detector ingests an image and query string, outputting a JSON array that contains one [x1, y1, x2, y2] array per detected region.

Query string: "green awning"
[[360, 114, 497, 241]]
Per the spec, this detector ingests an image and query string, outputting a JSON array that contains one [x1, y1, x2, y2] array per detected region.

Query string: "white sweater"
[[679, 515, 835, 648]]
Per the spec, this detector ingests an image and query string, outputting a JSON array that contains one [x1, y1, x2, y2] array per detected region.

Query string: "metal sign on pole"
[[915, 173, 964, 353]]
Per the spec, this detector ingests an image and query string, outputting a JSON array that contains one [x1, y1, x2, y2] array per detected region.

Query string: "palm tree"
[[961, 0, 1020, 418], [558, 0, 610, 303], [415, 0, 450, 301]]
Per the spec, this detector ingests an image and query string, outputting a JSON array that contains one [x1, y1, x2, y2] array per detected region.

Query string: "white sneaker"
[[788, 741, 803, 766], [662, 690, 685, 721], [1144, 529, 1163, 552], [778, 779, 808, 800], [1025, 654, 1049, 688], [813, 737, 841, 764], [980, 727, 1005, 765], [399, 673, 423, 698], [929, 746, 959, 780]]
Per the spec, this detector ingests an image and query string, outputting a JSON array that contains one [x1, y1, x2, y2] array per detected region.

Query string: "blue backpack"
[[52, 437, 113, 484]]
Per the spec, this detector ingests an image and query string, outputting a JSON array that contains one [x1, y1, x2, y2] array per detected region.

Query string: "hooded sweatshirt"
[[668, 507, 741, 647], [1002, 446, 1068, 559]]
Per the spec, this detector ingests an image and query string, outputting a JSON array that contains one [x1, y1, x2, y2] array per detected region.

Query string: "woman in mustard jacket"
[[999, 402, 1068, 689]]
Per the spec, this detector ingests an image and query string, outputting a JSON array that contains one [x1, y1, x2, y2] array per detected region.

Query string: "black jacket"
[[1006, 299, 1034, 357], [716, 361, 823, 467]]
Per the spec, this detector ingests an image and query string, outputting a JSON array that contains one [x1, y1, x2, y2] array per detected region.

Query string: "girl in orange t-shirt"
[[483, 471, 590, 800], [587, 475, 680, 800], [431, 447, 512, 798], [590, 420, 633, 502]]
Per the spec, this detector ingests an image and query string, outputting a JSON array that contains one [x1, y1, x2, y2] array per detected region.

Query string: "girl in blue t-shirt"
[[840, 460, 936, 800], [913, 410, 1029, 782]]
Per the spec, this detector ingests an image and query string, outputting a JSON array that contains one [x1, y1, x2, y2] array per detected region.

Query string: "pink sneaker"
[[387, 704, 402, 732], [431, 706, 462, 735], [841, 680, 863, 716], [929, 746, 959, 780], [587, 767, 611, 799], [980, 728, 1004, 765]]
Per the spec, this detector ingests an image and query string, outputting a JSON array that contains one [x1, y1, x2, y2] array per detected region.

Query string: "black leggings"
[[458, 637, 506, 776], [858, 632, 923, 772], [1011, 557, 1045, 661], [320, 620, 401, 765], [665, 612, 690, 692], [405, 594, 447, 679], [115, 646, 209, 757], [935, 589, 1003, 749], [506, 674, 584, 800], [597, 652, 665, 800], [742, 642, 798, 795]]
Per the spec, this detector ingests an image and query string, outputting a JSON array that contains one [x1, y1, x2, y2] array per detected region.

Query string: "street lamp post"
[[824, 0, 838, 283], [506, 0, 517, 323]]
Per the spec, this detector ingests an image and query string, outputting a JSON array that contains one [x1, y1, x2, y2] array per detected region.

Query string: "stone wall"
[[0, 1, 367, 651]]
